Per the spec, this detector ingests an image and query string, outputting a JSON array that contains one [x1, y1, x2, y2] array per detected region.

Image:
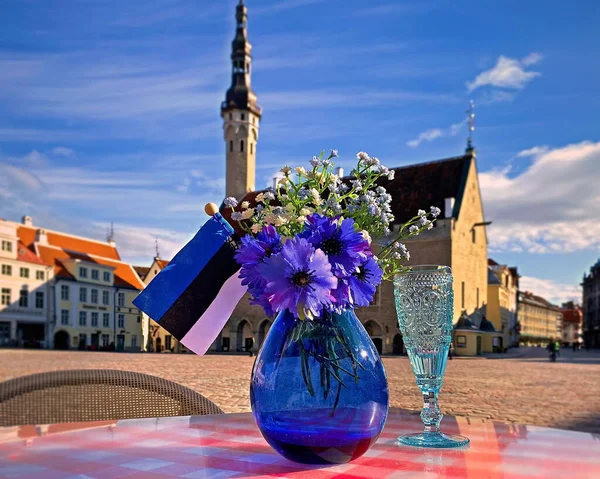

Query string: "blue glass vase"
[[250, 308, 389, 464]]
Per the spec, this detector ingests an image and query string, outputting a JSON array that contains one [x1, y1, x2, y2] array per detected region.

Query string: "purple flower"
[[235, 225, 281, 291], [332, 256, 383, 309], [259, 237, 337, 319], [301, 214, 370, 277]]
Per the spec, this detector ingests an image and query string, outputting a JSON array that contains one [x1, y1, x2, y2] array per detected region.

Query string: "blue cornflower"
[[259, 237, 337, 319], [310, 156, 322, 168], [224, 197, 238, 208], [235, 225, 282, 291], [332, 256, 383, 309], [301, 214, 370, 277]]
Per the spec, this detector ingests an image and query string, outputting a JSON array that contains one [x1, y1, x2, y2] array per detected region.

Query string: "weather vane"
[[466, 100, 475, 152]]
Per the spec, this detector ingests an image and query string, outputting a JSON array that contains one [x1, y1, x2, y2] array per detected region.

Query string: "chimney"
[[21, 215, 33, 227], [335, 167, 344, 177], [444, 198, 455, 219], [36, 228, 48, 245]]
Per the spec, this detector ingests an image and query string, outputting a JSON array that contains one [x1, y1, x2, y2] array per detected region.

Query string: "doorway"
[[54, 330, 70, 350], [393, 334, 404, 355]]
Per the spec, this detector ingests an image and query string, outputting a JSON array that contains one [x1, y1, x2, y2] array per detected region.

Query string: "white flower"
[[310, 188, 323, 205], [255, 193, 265, 203], [427, 222, 434, 230], [299, 207, 312, 216], [409, 225, 419, 234], [405, 251, 411, 261], [296, 216, 306, 224], [263, 191, 275, 201], [356, 151, 370, 161], [241, 201, 250, 209], [280, 165, 291, 175], [386, 170, 395, 180], [295, 166, 307, 176], [361, 230, 372, 244], [241, 208, 255, 220], [224, 197, 238, 208], [251, 223, 262, 234], [393, 242, 400, 249], [430, 206, 441, 217], [417, 209, 427, 217], [310, 156, 322, 168]]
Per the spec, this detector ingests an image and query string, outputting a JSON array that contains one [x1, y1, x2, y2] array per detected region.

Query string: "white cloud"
[[52, 147, 75, 157], [407, 120, 466, 148], [520, 276, 581, 306], [517, 146, 549, 157], [466, 53, 542, 92], [481, 141, 600, 253]]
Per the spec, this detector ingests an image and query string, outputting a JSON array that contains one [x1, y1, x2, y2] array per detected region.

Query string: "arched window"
[[241, 113, 245, 121], [229, 140, 233, 152], [240, 140, 244, 152], [250, 143, 253, 154]]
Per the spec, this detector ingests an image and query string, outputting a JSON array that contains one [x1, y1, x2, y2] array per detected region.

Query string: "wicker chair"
[[0, 369, 223, 426]]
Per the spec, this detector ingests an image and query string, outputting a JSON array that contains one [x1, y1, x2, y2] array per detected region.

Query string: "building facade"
[[0, 216, 144, 351], [487, 259, 519, 349], [561, 301, 583, 347], [517, 291, 562, 346], [0, 218, 54, 347], [582, 260, 600, 348]]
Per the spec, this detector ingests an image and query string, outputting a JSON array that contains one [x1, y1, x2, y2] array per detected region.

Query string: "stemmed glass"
[[393, 265, 469, 448]]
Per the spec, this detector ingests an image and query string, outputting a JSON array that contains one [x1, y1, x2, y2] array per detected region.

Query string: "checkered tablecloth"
[[1, 409, 598, 478]]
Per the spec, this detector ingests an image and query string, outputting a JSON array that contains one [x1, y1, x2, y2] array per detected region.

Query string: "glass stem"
[[420, 390, 442, 434]]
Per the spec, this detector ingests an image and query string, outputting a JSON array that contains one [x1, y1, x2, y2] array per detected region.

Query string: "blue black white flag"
[[133, 213, 245, 355]]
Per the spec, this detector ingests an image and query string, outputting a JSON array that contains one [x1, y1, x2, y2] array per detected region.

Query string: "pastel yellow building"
[[517, 291, 562, 346], [486, 260, 519, 350], [7, 216, 144, 351]]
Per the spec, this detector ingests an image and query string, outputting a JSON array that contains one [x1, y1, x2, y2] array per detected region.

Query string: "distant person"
[[572, 342, 577, 352], [554, 340, 561, 357], [448, 343, 454, 360], [547, 339, 557, 362]]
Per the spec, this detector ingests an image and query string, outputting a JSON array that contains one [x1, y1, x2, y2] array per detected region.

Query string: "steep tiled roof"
[[134, 266, 150, 280], [156, 259, 170, 270], [16, 241, 48, 266], [222, 154, 474, 233], [488, 267, 501, 285], [17, 224, 120, 261], [562, 308, 583, 324]]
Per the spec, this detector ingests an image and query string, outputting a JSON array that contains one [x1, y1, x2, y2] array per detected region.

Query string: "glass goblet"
[[393, 265, 469, 448]]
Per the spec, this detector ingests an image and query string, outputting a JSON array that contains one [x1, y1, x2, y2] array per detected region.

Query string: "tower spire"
[[466, 100, 475, 154], [154, 237, 160, 260], [222, 0, 261, 200]]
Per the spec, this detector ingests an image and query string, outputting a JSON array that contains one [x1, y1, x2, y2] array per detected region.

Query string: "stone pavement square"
[[1, 348, 599, 434]]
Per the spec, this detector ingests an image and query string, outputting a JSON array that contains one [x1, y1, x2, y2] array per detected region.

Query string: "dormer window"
[[79, 267, 88, 278]]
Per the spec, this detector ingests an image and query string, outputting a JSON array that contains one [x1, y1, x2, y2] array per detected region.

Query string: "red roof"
[[156, 259, 170, 270], [562, 308, 583, 324], [16, 241, 48, 266]]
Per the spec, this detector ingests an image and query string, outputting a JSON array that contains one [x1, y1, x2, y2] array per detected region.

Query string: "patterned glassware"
[[393, 265, 469, 448]]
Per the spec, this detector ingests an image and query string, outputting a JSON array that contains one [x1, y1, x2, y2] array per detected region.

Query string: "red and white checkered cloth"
[[1, 409, 598, 478]]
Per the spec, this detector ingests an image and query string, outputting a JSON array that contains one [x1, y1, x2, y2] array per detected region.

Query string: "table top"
[[1, 408, 599, 479]]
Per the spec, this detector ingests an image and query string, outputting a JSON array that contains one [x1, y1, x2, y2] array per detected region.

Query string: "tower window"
[[229, 140, 233, 152], [241, 113, 245, 121], [240, 140, 244, 152], [250, 143, 253, 154]]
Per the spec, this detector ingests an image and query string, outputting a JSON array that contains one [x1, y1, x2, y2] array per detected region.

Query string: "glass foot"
[[397, 431, 470, 449]]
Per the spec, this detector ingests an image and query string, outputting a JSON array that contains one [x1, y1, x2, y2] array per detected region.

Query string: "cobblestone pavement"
[[1, 347, 599, 434]]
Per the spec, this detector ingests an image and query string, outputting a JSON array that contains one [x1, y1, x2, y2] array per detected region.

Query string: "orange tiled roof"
[[156, 259, 170, 270], [17, 224, 120, 261], [16, 241, 48, 266], [37, 245, 144, 290]]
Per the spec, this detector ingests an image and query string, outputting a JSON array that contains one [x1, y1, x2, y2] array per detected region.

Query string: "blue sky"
[[1, 0, 599, 304]]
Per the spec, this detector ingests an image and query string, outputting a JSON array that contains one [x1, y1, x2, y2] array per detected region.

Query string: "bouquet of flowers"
[[224, 149, 440, 399]]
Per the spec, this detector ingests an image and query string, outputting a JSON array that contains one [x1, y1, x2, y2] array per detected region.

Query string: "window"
[[61, 309, 70, 325], [456, 335, 467, 348], [91, 269, 99, 280], [165, 335, 172, 351], [1, 240, 12, 252], [472, 228, 476, 243], [250, 143, 253, 154], [137, 315, 141, 323], [240, 140, 244, 152], [1, 288, 10, 306], [102, 291, 109, 305], [80, 287, 87, 303], [79, 311, 87, 326], [36, 270, 44, 280], [102, 334, 110, 347], [60, 285, 69, 301], [91, 289, 98, 304], [117, 314, 125, 329], [131, 335, 137, 348], [103, 271, 111, 282], [103, 313, 110, 328], [118, 293, 125, 307], [79, 267, 87, 278], [35, 292, 44, 309], [19, 267, 29, 278], [240, 113, 245, 121], [229, 140, 233, 152], [19, 289, 28, 307], [91, 312, 98, 327], [461, 282, 465, 309], [1, 265, 11, 276]]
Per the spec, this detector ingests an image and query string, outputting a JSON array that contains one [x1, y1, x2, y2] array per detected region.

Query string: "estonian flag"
[[133, 211, 245, 355]]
